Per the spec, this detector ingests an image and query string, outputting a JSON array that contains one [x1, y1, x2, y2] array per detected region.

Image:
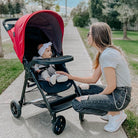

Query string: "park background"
[[0, 0, 138, 137]]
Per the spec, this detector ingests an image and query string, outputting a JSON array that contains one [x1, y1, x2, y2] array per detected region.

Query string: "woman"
[[57, 22, 131, 132]]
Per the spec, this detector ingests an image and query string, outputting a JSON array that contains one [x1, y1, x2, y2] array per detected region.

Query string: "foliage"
[[15, 2, 21, 14], [73, 10, 90, 27], [71, 2, 90, 27], [8, 2, 15, 16], [55, 4, 60, 12], [0, 3, 9, 15], [103, 0, 122, 30], [116, 4, 134, 24], [115, 0, 138, 39], [71, 1, 88, 17], [28, 0, 57, 10], [88, 0, 104, 20], [0, 1, 23, 16]]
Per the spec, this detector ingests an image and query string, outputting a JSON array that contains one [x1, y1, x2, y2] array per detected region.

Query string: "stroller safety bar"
[[29, 55, 74, 67], [3, 18, 18, 31]]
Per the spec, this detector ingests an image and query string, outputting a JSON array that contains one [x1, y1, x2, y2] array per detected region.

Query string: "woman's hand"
[[56, 71, 73, 80]]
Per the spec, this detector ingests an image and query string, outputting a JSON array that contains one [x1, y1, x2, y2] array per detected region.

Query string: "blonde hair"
[[91, 22, 122, 69]]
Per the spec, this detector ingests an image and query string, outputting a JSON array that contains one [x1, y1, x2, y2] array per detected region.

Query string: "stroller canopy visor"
[[8, 10, 64, 63]]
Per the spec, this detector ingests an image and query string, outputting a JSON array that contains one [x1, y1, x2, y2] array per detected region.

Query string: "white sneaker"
[[50, 74, 56, 85], [56, 75, 68, 83], [104, 111, 127, 132], [101, 114, 109, 121]]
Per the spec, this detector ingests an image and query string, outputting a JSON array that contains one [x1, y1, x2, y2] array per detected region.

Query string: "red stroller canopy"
[[8, 10, 64, 63]]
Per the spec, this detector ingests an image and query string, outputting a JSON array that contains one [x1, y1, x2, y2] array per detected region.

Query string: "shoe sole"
[[104, 114, 127, 132], [101, 117, 108, 121]]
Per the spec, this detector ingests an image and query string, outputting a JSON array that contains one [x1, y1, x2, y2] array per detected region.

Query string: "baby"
[[33, 42, 68, 85]]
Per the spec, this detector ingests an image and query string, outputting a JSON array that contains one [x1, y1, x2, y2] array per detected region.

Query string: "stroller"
[[3, 10, 84, 135]]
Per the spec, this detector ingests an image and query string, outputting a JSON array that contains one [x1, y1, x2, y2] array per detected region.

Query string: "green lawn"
[[123, 110, 138, 138], [0, 58, 23, 94], [112, 31, 138, 40], [113, 40, 138, 56]]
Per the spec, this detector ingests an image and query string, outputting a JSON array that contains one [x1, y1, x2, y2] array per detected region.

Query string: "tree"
[[29, 0, 57, 10], [88, 0, 104, 20], [116, 0, 138, 39], [15, 2, 21, 14], [55, 4, 60, 12], [71, 1, 88, 17], [8, 1, 15, 17], [102, 0, 122, 30], [71, 2, 90, 27]]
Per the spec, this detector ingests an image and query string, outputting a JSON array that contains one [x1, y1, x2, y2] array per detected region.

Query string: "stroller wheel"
[[79, 113, 84, 122], [10, 100, 21, 118], [52, 115, 66, 135]]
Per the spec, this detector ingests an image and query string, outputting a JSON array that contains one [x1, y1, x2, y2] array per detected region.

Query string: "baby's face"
[[42, 46, 52, 58]]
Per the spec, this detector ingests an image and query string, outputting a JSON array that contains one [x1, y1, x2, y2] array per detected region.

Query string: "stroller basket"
[[3, 10, 82, 135]]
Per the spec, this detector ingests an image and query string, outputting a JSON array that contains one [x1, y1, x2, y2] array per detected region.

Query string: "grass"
[[112, 31, 138, 40], [0, 58, 23, 94], [123, 110, 138, 138], [113, 40, 138, 56], [78, 27, 138, 138], [0, 42, 23, 94]]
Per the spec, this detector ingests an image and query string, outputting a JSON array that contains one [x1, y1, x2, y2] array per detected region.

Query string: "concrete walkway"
[[0, 20, 127, 138]]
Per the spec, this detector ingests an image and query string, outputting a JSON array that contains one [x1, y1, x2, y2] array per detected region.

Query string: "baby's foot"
[[56, 75, 68, 82], [50, 74, 56, 85]]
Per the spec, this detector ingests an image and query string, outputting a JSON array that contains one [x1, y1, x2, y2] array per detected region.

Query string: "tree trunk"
[[0, 20, 4, 58], [123, 21, 130, 40]]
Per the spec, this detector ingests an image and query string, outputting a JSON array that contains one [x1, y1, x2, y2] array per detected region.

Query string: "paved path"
[[0, 20, 127, 138]]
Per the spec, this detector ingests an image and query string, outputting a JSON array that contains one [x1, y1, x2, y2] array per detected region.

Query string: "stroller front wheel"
[[52, 115, 66, 135], [10, 100, 21, 118]]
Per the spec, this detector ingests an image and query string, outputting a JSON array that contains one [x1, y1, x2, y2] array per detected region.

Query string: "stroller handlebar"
[[3, 18, 19, 31], [29, 55, 74, 67]]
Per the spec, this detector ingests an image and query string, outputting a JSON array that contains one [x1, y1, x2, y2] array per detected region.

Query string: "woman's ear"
[[38, 44, 43, 50]]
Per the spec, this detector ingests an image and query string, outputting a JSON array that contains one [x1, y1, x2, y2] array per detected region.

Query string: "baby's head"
[[38, 42, 52, 58]]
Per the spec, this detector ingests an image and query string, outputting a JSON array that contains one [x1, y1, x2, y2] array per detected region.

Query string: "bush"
[[73, 11, 90, 27]]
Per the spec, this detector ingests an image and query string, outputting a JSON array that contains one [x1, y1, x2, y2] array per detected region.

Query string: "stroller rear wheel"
[[52, 115, 66, 135], [10, 100, 21, 118]]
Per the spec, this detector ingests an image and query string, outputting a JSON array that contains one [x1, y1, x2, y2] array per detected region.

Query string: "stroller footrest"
[[51, 100, 72, 113], [32, 94, 76, 110]]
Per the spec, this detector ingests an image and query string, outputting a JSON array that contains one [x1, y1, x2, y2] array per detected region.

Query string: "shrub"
[[73, 11, 90, 27]]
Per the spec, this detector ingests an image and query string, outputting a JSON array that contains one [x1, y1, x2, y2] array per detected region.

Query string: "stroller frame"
[[3, 10, 84, 135]]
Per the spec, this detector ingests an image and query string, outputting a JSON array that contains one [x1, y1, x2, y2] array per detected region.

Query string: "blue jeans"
[[72, 85, 131, 116]]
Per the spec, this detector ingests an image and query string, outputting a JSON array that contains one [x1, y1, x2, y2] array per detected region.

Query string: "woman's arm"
[[57, 65, 102, 84], [99, 67, 116, 95]]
